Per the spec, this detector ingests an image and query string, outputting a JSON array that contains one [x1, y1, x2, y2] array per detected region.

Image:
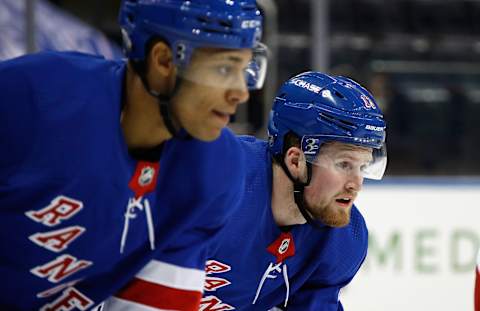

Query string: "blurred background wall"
[[4, 0, 480, 177], [1, 0, 479, 310]]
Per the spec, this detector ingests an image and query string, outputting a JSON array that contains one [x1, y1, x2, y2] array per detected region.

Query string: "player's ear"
[[148, 41, 174, 76], [146, 41, 176, 92], [284, 146, 308, 182]]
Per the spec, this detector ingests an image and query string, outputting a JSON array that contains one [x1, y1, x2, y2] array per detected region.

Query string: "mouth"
[[335, 197, 353, 208], [212, 110, 232, 127]]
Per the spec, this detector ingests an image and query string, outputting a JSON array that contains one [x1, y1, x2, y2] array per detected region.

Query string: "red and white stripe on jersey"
[[107, 260, 205, 311], [475, 250, 480, 311]]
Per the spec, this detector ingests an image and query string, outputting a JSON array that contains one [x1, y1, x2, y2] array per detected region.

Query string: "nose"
[[345, 173, 363, 193], [225, 71, 250, 106], [225, 85, 250, 107]]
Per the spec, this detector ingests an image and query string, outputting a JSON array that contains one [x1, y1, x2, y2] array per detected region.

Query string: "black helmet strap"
[[131, 60, 189, 139], [274, 153, 326, 230]]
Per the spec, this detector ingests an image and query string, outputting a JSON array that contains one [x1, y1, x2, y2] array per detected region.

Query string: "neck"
[[121, 63, 173, 149], [271, 164, 307, 226]]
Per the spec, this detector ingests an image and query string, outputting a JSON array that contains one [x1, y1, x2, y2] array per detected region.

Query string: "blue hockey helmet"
[[268, 71, 387, 180], [118, 0, 267, 89]]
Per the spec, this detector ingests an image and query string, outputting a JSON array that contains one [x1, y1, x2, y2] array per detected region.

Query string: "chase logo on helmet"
[[290, 78, 321, 94], [365, 124, 384, 132]]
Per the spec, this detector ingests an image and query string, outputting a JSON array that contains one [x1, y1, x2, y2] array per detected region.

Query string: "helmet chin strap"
[[131, 61, 190, 139], [274, 154, 327, 230]]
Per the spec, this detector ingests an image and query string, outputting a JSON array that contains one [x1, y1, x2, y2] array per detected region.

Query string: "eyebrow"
[[209, 54, 246, 63], [335, 151, 373, 162]]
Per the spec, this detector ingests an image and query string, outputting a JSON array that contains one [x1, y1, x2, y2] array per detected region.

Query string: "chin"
[[323, 216, 350, 228], [189, 128, 222, 142], [312, 207, 351, 228]]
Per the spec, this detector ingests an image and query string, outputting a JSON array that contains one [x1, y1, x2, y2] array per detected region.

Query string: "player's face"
[[171, 48, 252, 141], [303, 142, 373, 227]]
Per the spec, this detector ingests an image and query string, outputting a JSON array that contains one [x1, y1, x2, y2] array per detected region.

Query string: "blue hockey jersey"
[[0, 51, 245, 310], [200, 136, 367, 311]]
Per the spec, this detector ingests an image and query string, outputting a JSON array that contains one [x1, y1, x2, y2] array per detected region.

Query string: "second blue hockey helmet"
[[268, 71, 387, 180]]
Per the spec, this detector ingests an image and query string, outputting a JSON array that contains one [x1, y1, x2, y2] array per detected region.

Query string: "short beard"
[[305, 201, 351, 228]]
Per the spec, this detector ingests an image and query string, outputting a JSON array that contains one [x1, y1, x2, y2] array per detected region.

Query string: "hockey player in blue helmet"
[[119, 0, 267, 141], [201, 71, 386, 310], [0, 1, 266, 310], [268, 71, 386, 228]]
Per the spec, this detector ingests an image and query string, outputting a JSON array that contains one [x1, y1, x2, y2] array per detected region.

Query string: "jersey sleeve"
[[104, 231, 209, 311], [0, 57, 37, 179], [285, 209, 368, 311], [102, 129, 246, 311]]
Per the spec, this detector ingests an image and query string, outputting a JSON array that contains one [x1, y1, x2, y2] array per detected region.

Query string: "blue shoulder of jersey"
[[0, 51, 124, 180]]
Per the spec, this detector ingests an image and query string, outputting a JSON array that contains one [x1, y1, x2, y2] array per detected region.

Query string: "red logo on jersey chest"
[[267, 232, 295, 263], [128, 161, 160, 198]]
